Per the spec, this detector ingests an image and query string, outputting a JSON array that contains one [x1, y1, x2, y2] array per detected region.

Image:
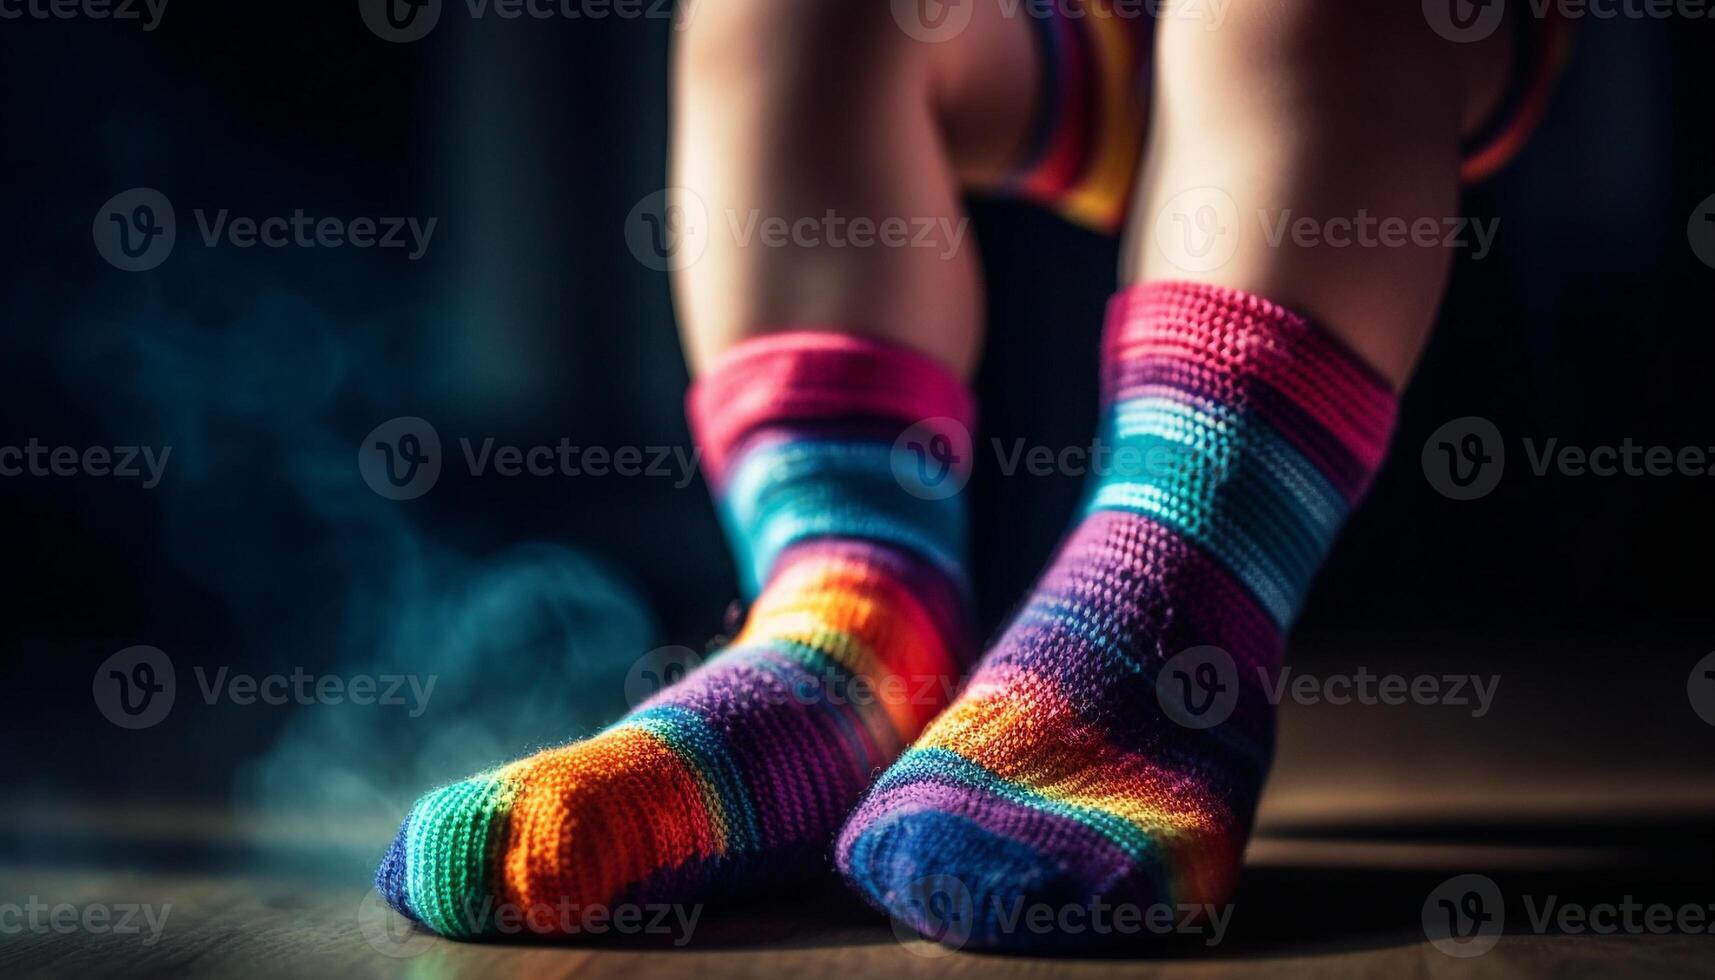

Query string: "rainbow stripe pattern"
[[377, 332, 973, 937], [837, 282, 1398, 950], [968, 0, 1570, 236], [962, 0, 1152, 234]]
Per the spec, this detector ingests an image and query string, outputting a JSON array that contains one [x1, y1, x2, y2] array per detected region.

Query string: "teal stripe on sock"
[[403, 771, 513, 938], [723, 439, 967, 595], [1087, 395, 1349, 625]]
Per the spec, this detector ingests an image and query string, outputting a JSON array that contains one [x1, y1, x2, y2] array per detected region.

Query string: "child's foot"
[[837, 281, 1398, 951], [378, 333, 974, 937]]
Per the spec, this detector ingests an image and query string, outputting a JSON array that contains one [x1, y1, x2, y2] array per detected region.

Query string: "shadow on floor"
[[6, 807, 1713, 959]]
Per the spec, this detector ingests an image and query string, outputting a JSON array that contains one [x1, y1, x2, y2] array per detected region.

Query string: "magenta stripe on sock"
[[688, 332, 975, 485], [1103, 283, 1397, 471]]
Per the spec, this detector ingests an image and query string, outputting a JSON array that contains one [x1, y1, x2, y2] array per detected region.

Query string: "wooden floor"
[[5, 835, 1713, 979], [7, 638, 1715, 977]]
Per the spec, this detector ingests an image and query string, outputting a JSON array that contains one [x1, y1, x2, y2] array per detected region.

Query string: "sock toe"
[[377, 772, 517, 938], [846, 809, 1093, 951], [840, 771, 1177, 952], [374, 333, 978, 937], [375, 819, 417, 922]]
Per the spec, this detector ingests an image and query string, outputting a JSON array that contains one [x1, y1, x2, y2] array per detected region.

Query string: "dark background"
[[2, 3, 1711, 842]]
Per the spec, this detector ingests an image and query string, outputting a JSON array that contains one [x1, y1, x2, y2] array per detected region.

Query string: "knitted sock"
[[836, 281, 1398, 951], [377, 332, 974, 937], [959, 0, 1151, 235]]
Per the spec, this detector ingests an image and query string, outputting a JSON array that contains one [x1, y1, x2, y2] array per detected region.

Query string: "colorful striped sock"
[[836, 281, 1398, 951], [960, 0, 1151, 235], [376, 332, 975, 937]]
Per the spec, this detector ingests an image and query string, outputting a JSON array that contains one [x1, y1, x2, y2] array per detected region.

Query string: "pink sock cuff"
[[687, 331, 976, 483], [1102, 281, 1399, 471]]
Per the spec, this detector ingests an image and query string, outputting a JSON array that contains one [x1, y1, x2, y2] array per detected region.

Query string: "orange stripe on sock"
[[498, 726, 721, 922], [918, 669, 1234, 841], [1055, 0, 1147, 232], [739, 556, 960, 734]]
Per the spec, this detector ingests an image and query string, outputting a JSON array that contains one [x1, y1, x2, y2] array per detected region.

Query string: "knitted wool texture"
[[837, 281, 1398, 950], [377, 332, 973, 937]]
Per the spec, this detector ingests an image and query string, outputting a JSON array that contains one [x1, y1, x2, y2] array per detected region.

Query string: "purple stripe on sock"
[[850, 779, 1136, 888], [651, 652, 883, 844], [1105, 360, 1374, 503]]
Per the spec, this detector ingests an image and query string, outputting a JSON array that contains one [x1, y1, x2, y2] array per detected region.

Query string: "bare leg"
[[1123, 0, 1514, 386], [832, 3, 1526, 952], [671, 0, 1038, 376], [380, 5, 1054, 935]]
